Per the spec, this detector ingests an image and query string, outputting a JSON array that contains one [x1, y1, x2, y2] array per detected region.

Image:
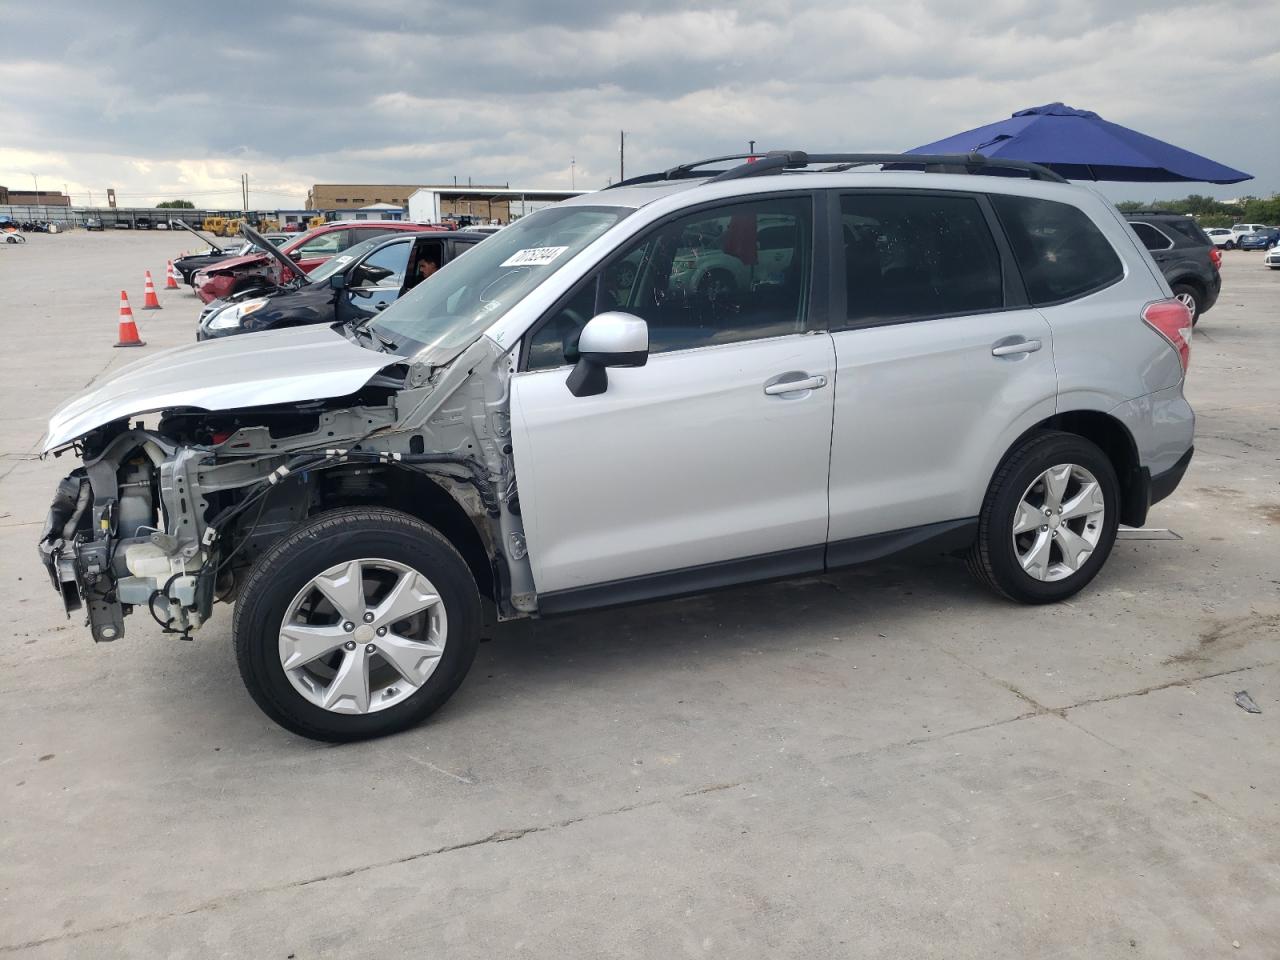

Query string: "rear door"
[[1128, 221, 1178, 273], [826, 189, 1057, 558]]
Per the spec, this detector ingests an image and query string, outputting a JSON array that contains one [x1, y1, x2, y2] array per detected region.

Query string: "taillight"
[[1208, 246, 1222, 270], [1142, 299, 1192, 372]]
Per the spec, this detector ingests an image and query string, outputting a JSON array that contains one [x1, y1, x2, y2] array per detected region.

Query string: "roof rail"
[[606, 151, 1068, 188]]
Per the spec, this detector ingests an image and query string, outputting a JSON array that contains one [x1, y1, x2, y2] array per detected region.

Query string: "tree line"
[[1115, 193, 1280, 227]]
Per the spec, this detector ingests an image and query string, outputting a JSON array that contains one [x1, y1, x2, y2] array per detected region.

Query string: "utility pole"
[[749, 140, 755, 154], [31, 173, 38, 200], [619, 130, 626, 182], [570, 155, 576, 190]]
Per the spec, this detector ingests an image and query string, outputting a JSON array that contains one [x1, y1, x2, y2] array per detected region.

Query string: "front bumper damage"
[[36, 334, 538, 644], [38, 429, 213, 641]]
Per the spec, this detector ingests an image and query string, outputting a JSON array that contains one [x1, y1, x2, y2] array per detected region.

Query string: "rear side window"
[[1129, 222, 1174, 251], [839, 193, 1003, 326], [992, 195, 1124, 305], [1161, 218, 1211, 246], [295, 229, 350, 257]]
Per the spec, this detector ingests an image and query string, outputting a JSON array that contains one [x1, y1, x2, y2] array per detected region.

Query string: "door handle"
[[991, 338, 1042, 357], [375, 302, 389, 311], [764, 374, 827, 395]]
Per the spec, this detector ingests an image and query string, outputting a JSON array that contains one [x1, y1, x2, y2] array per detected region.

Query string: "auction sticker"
[[500, 246, 569, 268]]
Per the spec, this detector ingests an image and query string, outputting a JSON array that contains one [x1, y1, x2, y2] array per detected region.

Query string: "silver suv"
[[38, 152, 1195, 741]]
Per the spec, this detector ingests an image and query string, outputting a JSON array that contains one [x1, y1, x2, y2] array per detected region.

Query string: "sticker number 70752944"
[[499, 246, 570, 268]]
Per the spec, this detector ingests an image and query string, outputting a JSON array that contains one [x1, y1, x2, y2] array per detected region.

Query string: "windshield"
[[308, 235, 385, 283], [369, 204, 630, 361]]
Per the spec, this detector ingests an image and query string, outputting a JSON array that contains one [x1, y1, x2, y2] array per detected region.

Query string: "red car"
[[193, 221, 442, 303]]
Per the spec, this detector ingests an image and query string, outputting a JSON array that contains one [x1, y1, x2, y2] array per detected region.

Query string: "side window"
[[1129, 222, 1174, 251], [991, 195, 1124, 305], [353, 240, 411, 288], [1161, 218, 1211, 246], [353, 227, 401, 245], [406, 240, 446, 289], [295, 230, 349, 257], [525, 196, 812, 370], [839, 193, 1003, 326]]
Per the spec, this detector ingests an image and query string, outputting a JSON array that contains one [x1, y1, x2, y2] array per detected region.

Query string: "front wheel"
[[233, 507, 481, 741], [967, 431, 1120, 604]]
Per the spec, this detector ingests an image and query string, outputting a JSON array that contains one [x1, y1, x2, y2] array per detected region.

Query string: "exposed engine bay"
[[37, 335, 535, 642]]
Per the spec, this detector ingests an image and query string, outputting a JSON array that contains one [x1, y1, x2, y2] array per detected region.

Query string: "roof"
[[560, 170, 1095, 218]]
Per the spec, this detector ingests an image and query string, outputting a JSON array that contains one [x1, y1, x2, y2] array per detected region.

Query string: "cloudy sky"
[[2, 0, 1275, 208]]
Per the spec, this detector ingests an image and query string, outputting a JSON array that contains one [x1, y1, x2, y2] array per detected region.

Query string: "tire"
[[967, 431, 1120, 604], [1170, 283, 1202, 325], [234, 507, 481, 741]]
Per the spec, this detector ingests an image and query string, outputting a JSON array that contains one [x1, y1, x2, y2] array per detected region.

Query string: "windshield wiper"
[[347, 320, 399, 353]]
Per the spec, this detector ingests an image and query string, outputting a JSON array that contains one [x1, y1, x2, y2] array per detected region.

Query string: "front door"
[[826, 190, 1058, 558], [336, 238, 414, 327], [510, 194, 836, 605]]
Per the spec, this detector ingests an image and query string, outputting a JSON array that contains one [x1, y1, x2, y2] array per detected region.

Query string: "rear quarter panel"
[[1043, 193, 1186, 416]]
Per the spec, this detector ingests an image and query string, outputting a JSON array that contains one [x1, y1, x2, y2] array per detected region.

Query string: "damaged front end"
[[39, 428, 211, 640], [38, 330, 535, 644]]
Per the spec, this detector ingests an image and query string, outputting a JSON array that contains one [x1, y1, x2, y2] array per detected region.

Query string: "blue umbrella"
[[908, 102, 1251, 183]]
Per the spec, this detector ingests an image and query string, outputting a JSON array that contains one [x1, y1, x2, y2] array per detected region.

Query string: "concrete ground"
[[1, 231, 1277, 959]]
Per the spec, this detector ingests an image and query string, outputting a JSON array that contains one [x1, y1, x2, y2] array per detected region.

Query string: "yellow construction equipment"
[[201, 216, 226, 235], [307, 215, 326, 229]]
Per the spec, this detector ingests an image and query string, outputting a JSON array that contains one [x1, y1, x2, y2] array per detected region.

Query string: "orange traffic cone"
[[164, 260, 179, 290], [114, 291, 145, 348], [141, 270, 162, 310]]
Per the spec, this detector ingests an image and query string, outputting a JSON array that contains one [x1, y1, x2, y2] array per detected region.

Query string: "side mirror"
[[565, 312, 649, 398], [329, 273, 346, 290]]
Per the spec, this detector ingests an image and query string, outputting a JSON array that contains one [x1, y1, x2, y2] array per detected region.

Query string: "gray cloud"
[[1, 0, 1275, 206]]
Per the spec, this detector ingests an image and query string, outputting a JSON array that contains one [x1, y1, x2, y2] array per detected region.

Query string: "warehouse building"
[[308, 183, 588, 224], [0, 187, 70, 206], [305, 185, 423, 209]]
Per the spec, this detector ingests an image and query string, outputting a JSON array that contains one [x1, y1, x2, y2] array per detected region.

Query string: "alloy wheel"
[[1012, 463, 1106, 582], [278, 558, 447, 714]]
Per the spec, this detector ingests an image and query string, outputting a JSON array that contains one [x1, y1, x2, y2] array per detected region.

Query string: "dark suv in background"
[[1125, 212, 1220, 324]]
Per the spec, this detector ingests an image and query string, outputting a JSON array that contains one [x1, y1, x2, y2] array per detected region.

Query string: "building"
[[308, 183, 589, 224], [0, 188, 70, 206], [306, 185, 422, 210], [329, 202, 406, 222], [406, 186, 588, 224]]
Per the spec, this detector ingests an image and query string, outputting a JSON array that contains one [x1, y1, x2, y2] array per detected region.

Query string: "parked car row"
[[191, 220, 441, 303], [1237, 226, 1280, 250], [197, 225, 487, 339], [1123, 211, 1220, 323], [39, 151, 1196, 741]]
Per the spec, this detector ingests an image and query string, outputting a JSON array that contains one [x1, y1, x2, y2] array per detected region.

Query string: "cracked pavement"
[[1, 235, 1277, 958]]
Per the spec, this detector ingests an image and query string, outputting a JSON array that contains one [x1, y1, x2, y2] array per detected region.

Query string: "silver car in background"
[[38, 151, 1195, 741]]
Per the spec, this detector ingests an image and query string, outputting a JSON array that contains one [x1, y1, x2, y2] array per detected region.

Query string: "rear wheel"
[[234, 508, 481, 741], [1171, 283, 1202, 325], [968, 431, 1120, 604]]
